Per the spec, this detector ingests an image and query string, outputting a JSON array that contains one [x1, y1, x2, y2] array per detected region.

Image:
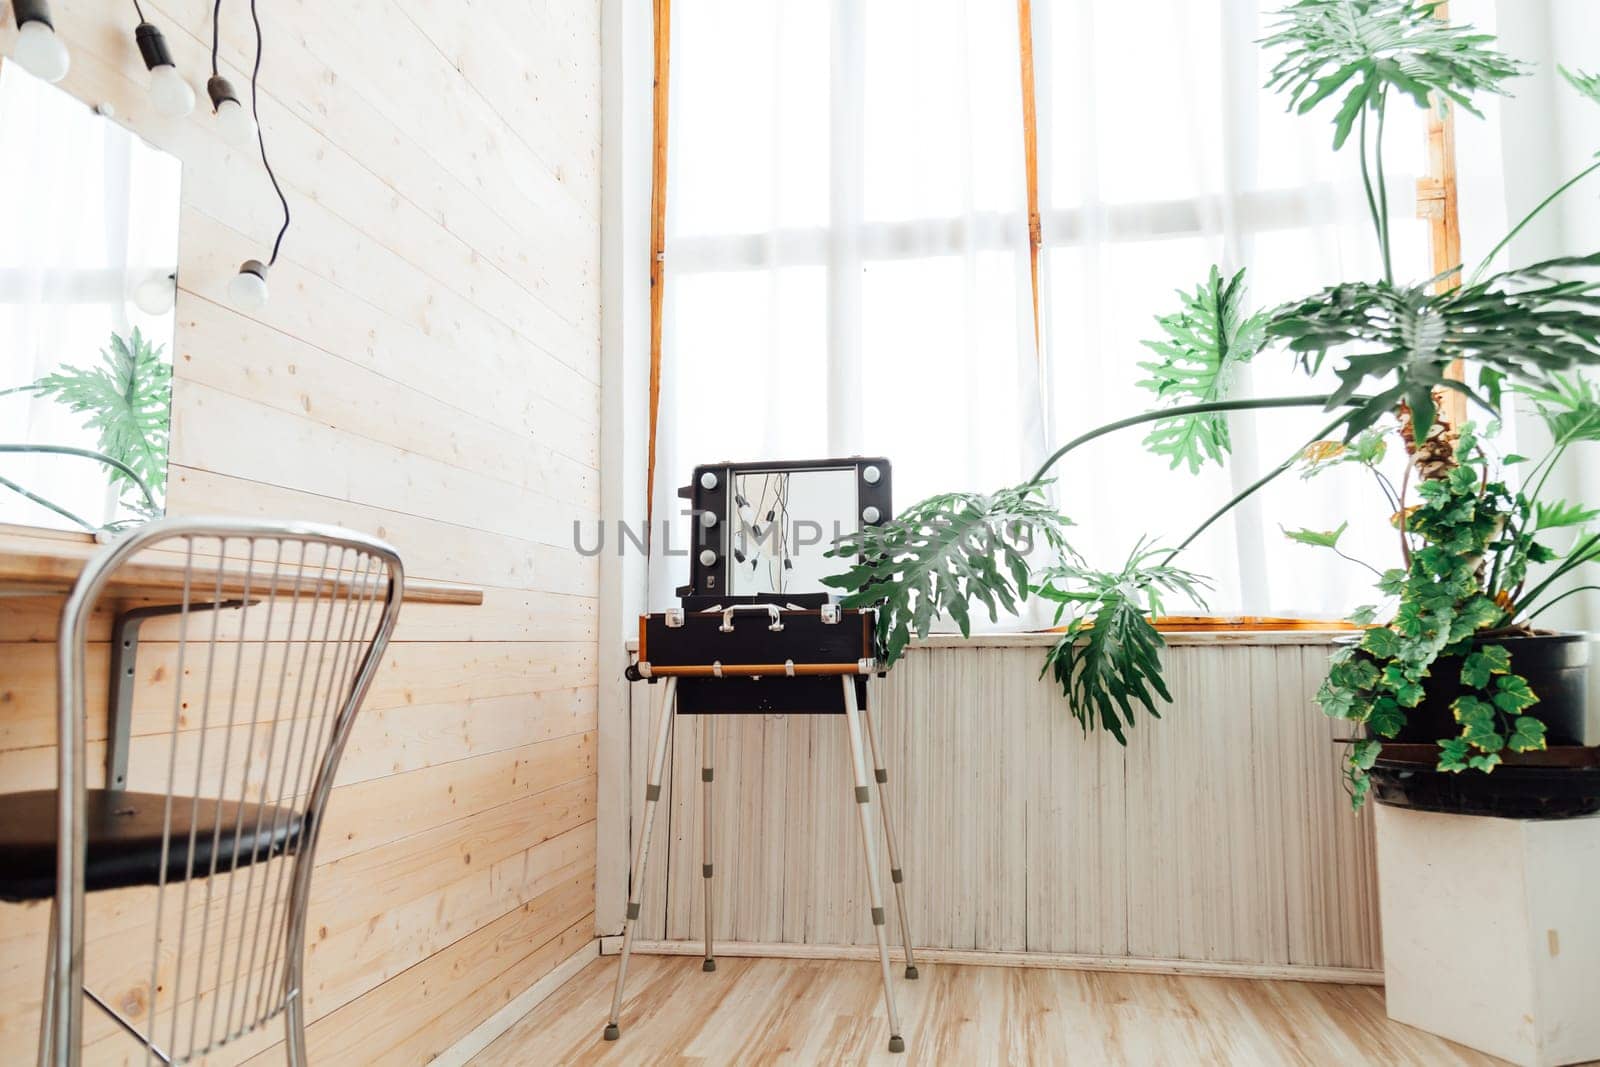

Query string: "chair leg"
[[862, 701, 918, 980], [841, 678, 905, 1054], [284, 983, 308, 1067], [605, 677, 678, 1041], [701, 714, 716, 973], [36, 899, 57, 1067]]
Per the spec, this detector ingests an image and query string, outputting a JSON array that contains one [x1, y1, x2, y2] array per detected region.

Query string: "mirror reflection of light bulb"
[[229, 260, 269, 310], [132, 272, 176, 315], [215, 98, 256, 147], [149, 64, 194, 117], [14, 19, 70, 82]]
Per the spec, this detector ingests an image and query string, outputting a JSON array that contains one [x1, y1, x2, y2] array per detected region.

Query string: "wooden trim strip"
[[603, 938, 1384, 987], [642, 662, 866, 678], [1017, 0, 1043, 357], [645, 0, 672, 529], [430, 936, 598, 1067]]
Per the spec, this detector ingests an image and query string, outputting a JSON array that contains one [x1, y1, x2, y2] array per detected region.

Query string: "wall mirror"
[[678, 457, 893, 604], [0, 58, 180, 533]]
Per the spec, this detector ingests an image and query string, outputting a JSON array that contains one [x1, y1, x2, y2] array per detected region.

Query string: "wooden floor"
[[471, 955, 1505, 1065]]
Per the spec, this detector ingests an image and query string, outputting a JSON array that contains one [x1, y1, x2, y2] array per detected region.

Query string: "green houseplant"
[[824, 0, 1600, 812], [0, 326, 170, 531]]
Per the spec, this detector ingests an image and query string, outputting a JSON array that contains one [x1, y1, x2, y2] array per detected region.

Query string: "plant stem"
[[1025, 395, 1345, 488], [1357, 104, 1386, 281], [0, 443, 159, 513], [0, 473, 96, 532], [1470, 157, 1600, 284], [1511, 532, 1600, 618], [1524, 584, 1600, 624], [1162, 409, 1355, 563], [1374, 88, 1393, 284]]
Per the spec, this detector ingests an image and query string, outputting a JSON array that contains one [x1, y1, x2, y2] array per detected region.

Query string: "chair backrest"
[[50, 517, 403, 1064]]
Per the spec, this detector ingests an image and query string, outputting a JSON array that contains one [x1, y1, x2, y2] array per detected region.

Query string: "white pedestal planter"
[[1375, 804, 1600, 1066]]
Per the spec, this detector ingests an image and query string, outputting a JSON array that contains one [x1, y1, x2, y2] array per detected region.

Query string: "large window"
[[650, 0, 1437, 618]]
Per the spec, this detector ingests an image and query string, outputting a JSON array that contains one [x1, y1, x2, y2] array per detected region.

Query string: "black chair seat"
[[0, 790, 304, 904]]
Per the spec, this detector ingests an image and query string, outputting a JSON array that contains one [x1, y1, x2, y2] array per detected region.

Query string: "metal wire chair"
[[15, 518, 403, 1067]]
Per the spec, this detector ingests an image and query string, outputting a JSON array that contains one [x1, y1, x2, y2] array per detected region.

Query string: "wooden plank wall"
[[630, 639, 1382, 978], [0, 0, 600, 1061]]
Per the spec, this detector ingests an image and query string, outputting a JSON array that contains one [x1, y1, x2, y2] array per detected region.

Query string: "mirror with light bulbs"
[[677, 457, 893, 606], [0, 58, 180, 533]]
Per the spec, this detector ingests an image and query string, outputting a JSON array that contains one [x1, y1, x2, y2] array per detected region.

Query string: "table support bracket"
[[107, 600, 252, 790]]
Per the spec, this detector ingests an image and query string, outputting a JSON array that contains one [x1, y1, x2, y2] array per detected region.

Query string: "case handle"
[[719, 603, 784, 632]]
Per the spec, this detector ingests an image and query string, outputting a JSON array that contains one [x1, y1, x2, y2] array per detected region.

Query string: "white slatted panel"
[[627, 640, 1380, 973]]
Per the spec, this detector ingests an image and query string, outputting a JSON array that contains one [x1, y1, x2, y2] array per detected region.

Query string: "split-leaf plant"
[[824, 2, 1600, 808], [0, 326, 170, 531]]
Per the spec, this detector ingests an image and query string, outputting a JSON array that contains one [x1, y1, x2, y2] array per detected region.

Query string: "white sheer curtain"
[[650, 0, 1430, 617]]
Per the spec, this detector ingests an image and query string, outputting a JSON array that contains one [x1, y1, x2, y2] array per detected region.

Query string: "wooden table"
[[0, 523, 483, 605], [0, 522, 483, 789]]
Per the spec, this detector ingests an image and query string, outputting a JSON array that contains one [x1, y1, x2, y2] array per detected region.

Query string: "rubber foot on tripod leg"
[[889, 1035, 905, 1053], [702, 958, 717, 972], [603, 1024, 620, 1041], [905, 965, 919, 980]]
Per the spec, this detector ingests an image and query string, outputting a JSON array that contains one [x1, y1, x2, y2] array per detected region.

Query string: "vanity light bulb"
[[699, 471, 718, 490], [698, 549, 717, 567], [132, 272, 176, 316], [229, 260, 270, 310], [862, 506, 881, 524], [149, 64, 195, 118], [699, 511, 717, 528], [862, 464, 882, 485], [215, 98, 255, 147], [14, 19, 69, 82]]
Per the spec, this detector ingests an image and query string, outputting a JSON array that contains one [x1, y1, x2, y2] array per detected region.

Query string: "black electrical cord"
[[131, 0, 146, 22], [211, 0, 222, 76], [249, 0, 290, 265]]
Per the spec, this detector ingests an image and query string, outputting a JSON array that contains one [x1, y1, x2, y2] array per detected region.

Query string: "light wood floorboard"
[[470, 956, 1507, 1065]]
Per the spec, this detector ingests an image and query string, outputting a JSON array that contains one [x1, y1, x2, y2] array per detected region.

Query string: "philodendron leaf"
[[1137, 266, 1268, 473], [1267, 255, 1600, 443], [1349, 739, 1382, 771], [822, 482, 1072, 667], [1262, 0, 1525, 150], [1534, 499, 1600, 531], [1560, 66, 1600, 110], [1037, 541, 1209, 743], [1282, 521, 1349, 549], [29, 326, 172, 501]]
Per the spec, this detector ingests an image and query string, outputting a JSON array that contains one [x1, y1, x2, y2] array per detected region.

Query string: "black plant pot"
[[1368, 633, 1600, 819], [1392, 633, 1590, 746]]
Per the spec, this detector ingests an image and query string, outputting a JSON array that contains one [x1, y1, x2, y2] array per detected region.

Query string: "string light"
[[10, 0, 69, 82], [226, 0, 291, 309], [132, 1, 194, 118]]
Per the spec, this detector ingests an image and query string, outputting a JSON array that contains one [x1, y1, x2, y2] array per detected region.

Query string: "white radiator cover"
[[626, 636, 1381, 977]]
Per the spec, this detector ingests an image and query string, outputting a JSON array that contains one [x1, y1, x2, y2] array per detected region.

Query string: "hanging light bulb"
[[206, 75, 255, 147], [131, 270, 177, 315], [135, 21, 193, 117], [10, 0, 69, 82], [228, 259, 269, 310]]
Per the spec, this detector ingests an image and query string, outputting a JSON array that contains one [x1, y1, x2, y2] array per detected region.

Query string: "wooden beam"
[[646, 0, 672, 528], [1018, 0, 1043, 356], [1415, 1, 1466, 427]]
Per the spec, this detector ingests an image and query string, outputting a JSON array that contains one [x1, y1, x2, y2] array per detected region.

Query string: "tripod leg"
[[605, 677, 678, 1041], [842, 677, 905, 1054], [862, 700, 918, 980], [701, 714, 716, 972]]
